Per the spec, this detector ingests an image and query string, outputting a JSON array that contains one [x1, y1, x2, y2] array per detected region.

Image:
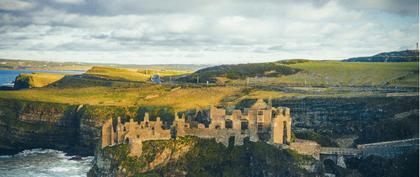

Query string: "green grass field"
[[0, 85, 241, 111], [14, 73, 65, 88], [85, 66, 191, 82], [0, 61, 418, 111], [230, 61, 419, 87]]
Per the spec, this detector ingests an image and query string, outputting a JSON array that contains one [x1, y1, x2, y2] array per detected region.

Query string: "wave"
[[0, 149, 93, 177]]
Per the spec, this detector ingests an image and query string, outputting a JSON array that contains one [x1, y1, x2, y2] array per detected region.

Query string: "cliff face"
[[0, 99, 129, 156], [0, 99, 93, 155], [89, 137, 320, 177], [1, 95, 416, 156], [237, 96, 419, 145]]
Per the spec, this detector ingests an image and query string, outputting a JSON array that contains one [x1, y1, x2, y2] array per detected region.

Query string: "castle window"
[[257, 123, 263, 132], [225, 120, 233, 129], [258, 111, 264, 115]]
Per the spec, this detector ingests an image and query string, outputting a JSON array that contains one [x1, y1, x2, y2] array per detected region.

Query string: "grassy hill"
[[0, 85, 241, 111], [344, 50, 419, 62], [176, 62, 301, 83], [14, 73, 65, 89], [198, 61, 419, 87], [84, 66, 190, 82], [272, 61, 419, 87], [1, 60, 418, 111]]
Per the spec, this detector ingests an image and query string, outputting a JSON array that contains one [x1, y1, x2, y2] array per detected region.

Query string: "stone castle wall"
[[101, 99, 293, 157]]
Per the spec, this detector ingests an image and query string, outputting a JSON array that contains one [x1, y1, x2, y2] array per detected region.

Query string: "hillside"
[[14, 73, 65, 89], [178, 60, 419, 87], [176, 62, 301, 83], [84, 66, 190, 82], [344, 50, 419, 62]]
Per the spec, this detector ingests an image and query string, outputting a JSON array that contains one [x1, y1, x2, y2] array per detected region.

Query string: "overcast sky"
[[0, 0, 418, 64]]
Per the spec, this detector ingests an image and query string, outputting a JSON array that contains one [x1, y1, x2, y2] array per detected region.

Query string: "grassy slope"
[[85, 66, 190, 82], [14, 73, 65, 88], [0, 85, 241, 111], [227, 61, 419, 87], [1, 61, 418, 111], [283, 61, 419, 86]]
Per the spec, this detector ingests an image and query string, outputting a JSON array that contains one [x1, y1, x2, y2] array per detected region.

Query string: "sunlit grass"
[[15, 73, 65, 87], [85, 66, 191, 82], [230, 61, 419, 87], [0, 85, 240, 111]]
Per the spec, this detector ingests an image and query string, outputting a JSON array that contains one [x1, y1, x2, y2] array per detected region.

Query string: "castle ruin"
[[101, 99, 292, 156]]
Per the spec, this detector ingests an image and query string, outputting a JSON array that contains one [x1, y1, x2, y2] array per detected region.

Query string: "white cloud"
[[53, 0, 85, 5], [0, 0, 417, 64], [0, 0, 34, 11]]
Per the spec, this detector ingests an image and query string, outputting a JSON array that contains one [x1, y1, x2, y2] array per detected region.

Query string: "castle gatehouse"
[[101, 99, 292, 156]]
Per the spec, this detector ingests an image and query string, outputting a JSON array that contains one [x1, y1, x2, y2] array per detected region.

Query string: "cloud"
[[0, 0, 418, 64], [0, 0, 35, 11], [53, 0, 85, 4]]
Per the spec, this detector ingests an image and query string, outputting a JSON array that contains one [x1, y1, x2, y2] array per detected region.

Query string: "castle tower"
[[271, 107, 292, 144], [116, 116, 124, 144], [143, 112, 150, 127], [173, 112, 186, 136], [154, 117, 162, 131], [101, 117, 113, 148]]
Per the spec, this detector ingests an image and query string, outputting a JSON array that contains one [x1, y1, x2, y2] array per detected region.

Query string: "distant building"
[[150, 74, 162, 84]]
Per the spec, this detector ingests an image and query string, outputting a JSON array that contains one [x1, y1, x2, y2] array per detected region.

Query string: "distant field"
[[84, 66, 191, 82], [231, 61, 419, 87], [0, 85, 240, 111]]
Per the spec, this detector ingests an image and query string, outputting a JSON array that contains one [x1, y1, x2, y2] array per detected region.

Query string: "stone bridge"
[[319, 138, 419, 168]]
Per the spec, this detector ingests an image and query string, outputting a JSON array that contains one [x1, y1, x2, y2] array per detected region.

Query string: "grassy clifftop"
[[85, 66, 191, 82], [0, 85, 241, 111], [14, 73, 65, 89], [176, 60, 419, 87], [177, 62, 301, 83]]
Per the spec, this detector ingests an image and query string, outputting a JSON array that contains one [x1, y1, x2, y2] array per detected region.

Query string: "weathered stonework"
[[101, 99, 293, 157]]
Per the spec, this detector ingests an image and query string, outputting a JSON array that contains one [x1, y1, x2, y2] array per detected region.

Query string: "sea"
[[0, 70, 92, 177], [0, 70, 84, 86], [0, 149, 93, 177]]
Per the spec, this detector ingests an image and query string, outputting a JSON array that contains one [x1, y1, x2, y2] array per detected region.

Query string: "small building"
[[150, 74, 162, 84]]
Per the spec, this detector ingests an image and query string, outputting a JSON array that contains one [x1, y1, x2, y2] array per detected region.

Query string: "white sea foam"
[[0, 149, 93, 177]]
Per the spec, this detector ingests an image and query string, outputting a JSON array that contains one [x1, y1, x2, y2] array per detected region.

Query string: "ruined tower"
[[271, 107, 292, 144], [101, 118, 114, 148]]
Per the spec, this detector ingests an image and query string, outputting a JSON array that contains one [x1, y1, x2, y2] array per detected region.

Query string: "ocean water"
[[0, 149, 93, 177], [0, 70, 84, 86]]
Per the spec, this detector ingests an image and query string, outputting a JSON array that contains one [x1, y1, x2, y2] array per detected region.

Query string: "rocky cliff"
[[237, 96, 419, 146], [0, 98, 134, 156], [88, 136, 320, 177], [1, 95, 416, 156]]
